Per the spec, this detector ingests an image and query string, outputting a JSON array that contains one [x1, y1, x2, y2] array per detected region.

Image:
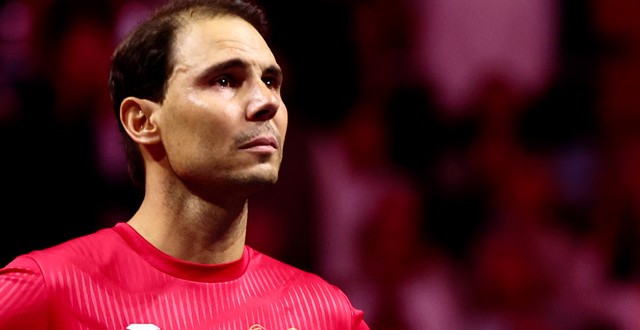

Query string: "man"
[[0, 0, 370, 329]]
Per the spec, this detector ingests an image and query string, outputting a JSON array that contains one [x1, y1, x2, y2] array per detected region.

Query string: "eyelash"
[[262, 77, 280, 89], [209, 75, 280, 90], [211, 75, 233, 88]]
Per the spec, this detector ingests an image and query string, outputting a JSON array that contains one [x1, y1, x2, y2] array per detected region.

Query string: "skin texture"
[[120, 15, 287, 264]]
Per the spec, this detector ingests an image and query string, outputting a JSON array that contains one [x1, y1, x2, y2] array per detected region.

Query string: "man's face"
[[156, 16, 287, 196]]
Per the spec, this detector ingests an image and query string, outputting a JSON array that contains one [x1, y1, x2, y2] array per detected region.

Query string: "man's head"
[[109, 0, 287, 195]]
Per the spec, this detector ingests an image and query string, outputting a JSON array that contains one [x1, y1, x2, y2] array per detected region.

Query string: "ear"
[[120, 97, 161, 145]]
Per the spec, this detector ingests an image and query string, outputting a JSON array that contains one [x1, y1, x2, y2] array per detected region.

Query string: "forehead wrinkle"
[[168, 16, 277, 84], [172, 33, 242, 72]]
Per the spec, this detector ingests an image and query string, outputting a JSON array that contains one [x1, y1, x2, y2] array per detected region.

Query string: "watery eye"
[[263, 77, 279, 89], [218, 77, 230, 87], [211, 76, 231, 87]]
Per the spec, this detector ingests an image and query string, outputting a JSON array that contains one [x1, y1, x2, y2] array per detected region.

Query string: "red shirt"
[[0, 222, 369, 330]]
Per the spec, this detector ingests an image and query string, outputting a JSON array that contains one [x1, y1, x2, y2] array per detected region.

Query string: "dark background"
[[2, 0, 640, 328]]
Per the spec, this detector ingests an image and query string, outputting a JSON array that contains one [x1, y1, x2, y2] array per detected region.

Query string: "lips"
[[239, 136, 279, 150]]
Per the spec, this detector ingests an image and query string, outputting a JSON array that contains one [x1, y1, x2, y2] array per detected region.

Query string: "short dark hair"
[[108, 0, 271, 189]]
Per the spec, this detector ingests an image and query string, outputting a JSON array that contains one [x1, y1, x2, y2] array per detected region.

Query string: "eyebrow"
[[195, 58, 283, 81]]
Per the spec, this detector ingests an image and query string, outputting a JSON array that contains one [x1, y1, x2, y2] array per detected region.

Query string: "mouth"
[[239, 135, 279, 152]]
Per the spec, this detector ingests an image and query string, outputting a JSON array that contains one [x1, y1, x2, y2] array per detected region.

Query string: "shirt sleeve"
[[0, 255, 49, 329], [352, 307, 370, 330]]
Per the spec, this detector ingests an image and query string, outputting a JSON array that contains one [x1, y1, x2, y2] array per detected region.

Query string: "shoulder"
[[247, 249, 360, 307], [0, 255, 49, 328], [246, 247, 369, 328], [246, 246, 336, 286], [28, 226, 121, 264], [3, 226, 125, 283]]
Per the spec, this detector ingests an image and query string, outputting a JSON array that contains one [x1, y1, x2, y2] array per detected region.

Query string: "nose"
[[246, 79, 280, 121]]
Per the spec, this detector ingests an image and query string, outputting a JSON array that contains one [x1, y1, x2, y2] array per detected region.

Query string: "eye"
[[209, 75, 232, 88], [262, 76, 280, 90]]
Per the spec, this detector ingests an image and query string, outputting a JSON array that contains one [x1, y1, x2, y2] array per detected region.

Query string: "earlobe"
[[120, 97, 161, 144]]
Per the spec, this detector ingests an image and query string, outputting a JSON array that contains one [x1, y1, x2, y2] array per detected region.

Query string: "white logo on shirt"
[[248, 325, 297, 330], [126, 324, 160, 330]]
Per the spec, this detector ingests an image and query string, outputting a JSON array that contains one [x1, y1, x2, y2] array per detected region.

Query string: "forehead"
[[172, 15, 276, 72]]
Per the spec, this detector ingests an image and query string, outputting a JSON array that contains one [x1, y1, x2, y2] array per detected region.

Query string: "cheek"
[[160, 104, 221, 157], [176, 113, 230, 152], [163, 91, 220, 140], [162, 112, 232, 178], [275, 107, 288, 140]]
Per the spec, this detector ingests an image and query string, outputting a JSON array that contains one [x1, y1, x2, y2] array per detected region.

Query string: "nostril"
[[250, 107, 277, 121]]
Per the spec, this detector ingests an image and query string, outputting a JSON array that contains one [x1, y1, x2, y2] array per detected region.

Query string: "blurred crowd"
[[2, 0, 640, 329]]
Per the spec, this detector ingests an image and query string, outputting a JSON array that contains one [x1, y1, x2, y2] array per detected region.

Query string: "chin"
[[239, 171, 279, 189], [255, 173, 279, 187]]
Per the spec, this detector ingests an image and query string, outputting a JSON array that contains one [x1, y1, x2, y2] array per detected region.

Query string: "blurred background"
[[1, 0, 640, 328]]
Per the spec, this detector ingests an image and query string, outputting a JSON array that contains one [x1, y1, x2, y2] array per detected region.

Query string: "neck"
[[128, 192, 249, 264]]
